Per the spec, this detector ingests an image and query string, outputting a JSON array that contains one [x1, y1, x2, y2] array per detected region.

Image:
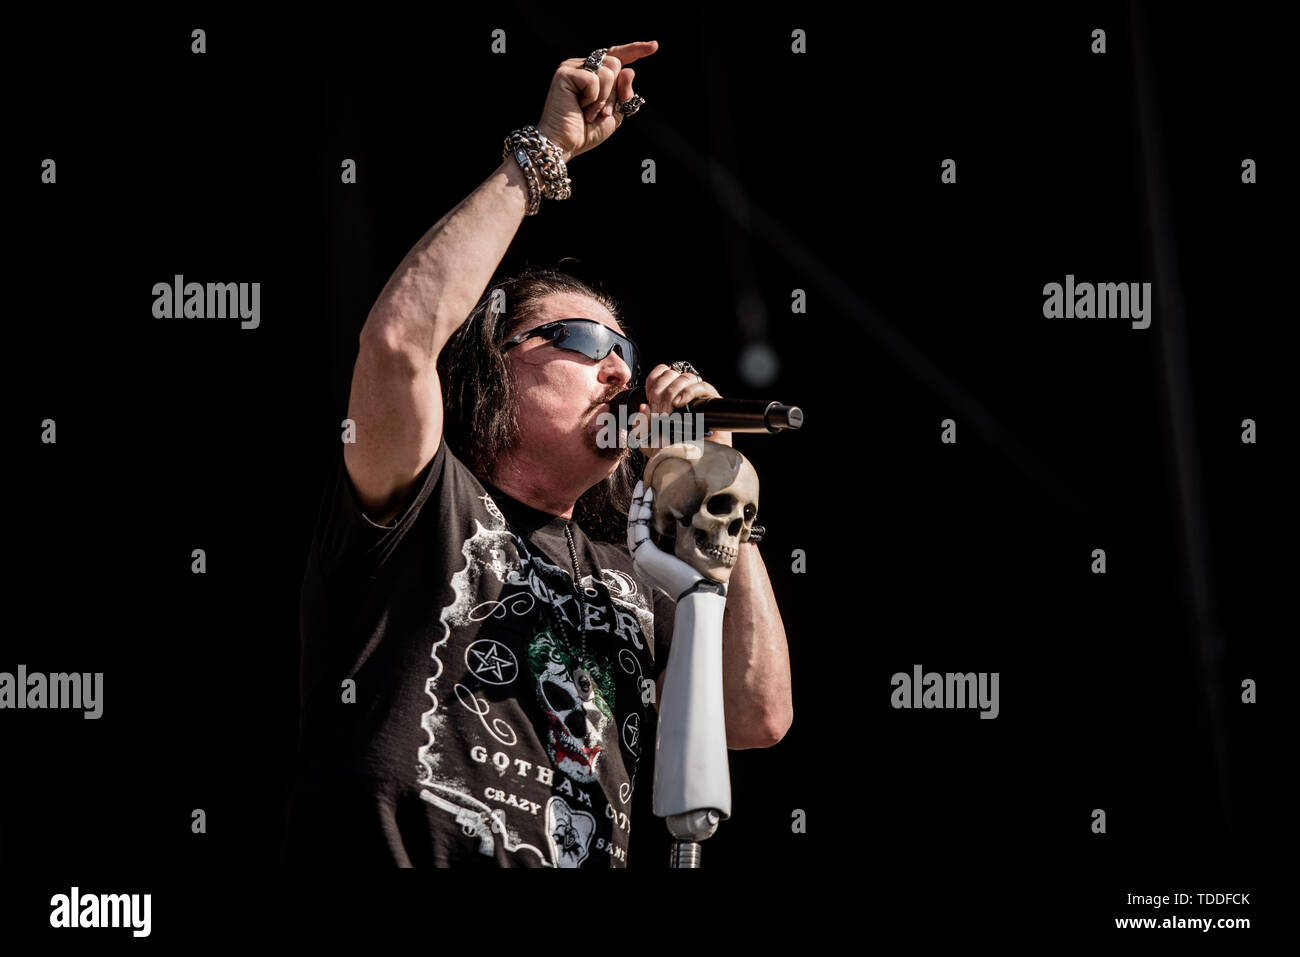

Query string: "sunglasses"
[[501, 318, 641, 386]]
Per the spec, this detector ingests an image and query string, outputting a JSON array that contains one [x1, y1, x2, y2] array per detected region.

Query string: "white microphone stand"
[[652, 579, 731, 868]]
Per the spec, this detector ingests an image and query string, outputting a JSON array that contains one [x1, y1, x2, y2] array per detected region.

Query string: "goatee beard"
[[585, 394, 629, 462], [585, 427, 629, 462]]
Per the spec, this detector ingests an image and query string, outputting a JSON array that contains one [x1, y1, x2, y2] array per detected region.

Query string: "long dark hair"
[[436, 266, 645, 543]]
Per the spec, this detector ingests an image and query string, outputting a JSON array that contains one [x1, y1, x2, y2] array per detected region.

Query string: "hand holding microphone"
[[610, 361, 803, 444], [639, 362, 733, 447]]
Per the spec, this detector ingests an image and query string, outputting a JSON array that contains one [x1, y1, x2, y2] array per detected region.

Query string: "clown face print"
[[527, 628, 615, 783]]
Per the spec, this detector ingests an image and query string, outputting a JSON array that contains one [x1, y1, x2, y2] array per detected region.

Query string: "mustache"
[[587, 388, 626, 411]]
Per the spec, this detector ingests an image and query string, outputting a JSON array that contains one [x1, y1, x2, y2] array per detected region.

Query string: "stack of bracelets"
[[503, 126, 572, 216]]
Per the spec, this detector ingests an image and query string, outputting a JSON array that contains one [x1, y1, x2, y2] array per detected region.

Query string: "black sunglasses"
[[501, 318, 641, 386]]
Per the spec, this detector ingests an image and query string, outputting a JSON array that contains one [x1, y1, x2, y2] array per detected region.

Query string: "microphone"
[[609, 387, 804, 434]]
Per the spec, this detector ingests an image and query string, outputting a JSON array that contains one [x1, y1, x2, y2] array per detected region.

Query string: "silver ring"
[[669, 360, 699, 377], [615, 95, 645, 116], [582, 49, 608, 72]]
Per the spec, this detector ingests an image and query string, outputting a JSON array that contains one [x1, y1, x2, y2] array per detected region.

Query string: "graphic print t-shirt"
[[287, 441, 675, 867]]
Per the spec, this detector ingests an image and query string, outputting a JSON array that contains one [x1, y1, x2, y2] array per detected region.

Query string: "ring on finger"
[[615, 95, 645, 116], [582, 49, 608, 72]]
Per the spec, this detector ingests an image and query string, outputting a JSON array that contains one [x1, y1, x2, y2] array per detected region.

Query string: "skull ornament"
[[642, 442, 759, 583]]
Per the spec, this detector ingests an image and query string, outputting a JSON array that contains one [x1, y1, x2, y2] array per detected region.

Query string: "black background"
[[5, 3, 1283, 942]]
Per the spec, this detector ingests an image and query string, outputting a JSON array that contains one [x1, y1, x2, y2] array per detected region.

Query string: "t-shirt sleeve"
[[310, 440, 448, 583]]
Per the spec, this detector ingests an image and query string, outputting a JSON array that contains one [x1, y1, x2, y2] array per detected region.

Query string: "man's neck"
[[488, 450, 607, 520]]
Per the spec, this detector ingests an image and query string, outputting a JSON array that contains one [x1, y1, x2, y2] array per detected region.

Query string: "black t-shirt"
[[285, 440, 676, 867]]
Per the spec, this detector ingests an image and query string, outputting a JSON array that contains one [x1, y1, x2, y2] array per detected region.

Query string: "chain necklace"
[[486, 481, 594, 662], [563, 522, 591, 660]]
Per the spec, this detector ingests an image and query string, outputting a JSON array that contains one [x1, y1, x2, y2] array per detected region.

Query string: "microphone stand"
[[626, 388, 802, 868], [653, 579, 730, 868]]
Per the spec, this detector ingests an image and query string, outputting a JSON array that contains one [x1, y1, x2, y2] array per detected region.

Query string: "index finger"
[[606, 40, 659, 66]]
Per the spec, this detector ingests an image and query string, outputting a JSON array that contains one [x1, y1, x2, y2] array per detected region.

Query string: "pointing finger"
[[605, 40, 659, 66]]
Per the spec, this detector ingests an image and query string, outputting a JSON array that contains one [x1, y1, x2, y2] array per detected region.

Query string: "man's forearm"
[[362, 158, 530, 361], [721, 543, 793, 749]]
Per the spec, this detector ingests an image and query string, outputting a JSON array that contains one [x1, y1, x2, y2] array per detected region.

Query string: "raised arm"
[[345, 41, 659, 523]]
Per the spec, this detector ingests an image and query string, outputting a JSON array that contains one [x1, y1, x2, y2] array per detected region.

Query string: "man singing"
[[285, 40, 791, 867]]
